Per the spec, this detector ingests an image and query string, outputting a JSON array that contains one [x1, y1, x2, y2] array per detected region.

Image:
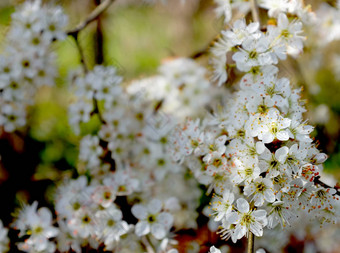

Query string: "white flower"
[[209, 245, 222, 253], [268, 13, 304, 55], [78, 135, 104, 169], [244, 177, 276, 206], [68, 207, 96, 239], [204, 152, 228, 176], [13, 202, 59, 252], [132, 199, 173, 240], [211, 189, 235, 221], [224, 19, 260, 46], [214, 0, 232, 23], [232, 36, 274, 72], [258, 0, 289, 17], [230, 156, 261, 185], [95, 206, 130, 247], [210, 55, 228, 86], [91, 185, 116, 208], [227, 198, 267, 238], [259, 146, 290, 178], [257, 109, 291, 143], [267, 201, 296, 228], [288, 120, 314, 142], [0, 104, 26, 132], [103, 170, 139, 196]]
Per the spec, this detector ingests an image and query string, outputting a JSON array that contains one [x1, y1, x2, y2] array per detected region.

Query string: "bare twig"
[[190, 35, 219, 59], [248, 231, 255, 253], [67, 0, 115, 36], [71, 33, 88, 72], [250, 0, 260, 24]]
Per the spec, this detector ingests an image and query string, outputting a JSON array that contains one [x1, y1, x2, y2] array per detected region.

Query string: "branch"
[[314, 176, 340, 196], [91, 95, 107, 125], [72, 33, 88, 73], [67, 0, 115, 36], [190, 35, 219, 59], [250, 0, 260, 24]]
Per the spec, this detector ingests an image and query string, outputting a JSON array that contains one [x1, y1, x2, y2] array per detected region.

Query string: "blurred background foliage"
[[0, 0, 339, 224]]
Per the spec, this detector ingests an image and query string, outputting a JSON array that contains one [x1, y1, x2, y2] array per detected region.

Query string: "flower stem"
[[250, 0, 260, 24], [248, 231, 255, 253]]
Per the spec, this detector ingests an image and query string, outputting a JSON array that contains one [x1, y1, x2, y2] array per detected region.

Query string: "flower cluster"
[[0, 0, 67, 132], [128, 58, 215, 120], [211, 12, 304, 86], [171, 0, 340, 245], [3, 0, 340, 252], [12, 201, 59, 252], [55, 61, 210, 251]]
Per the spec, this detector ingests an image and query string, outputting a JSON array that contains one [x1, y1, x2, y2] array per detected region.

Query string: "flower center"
[[240, 213, 254, 226], [249, 50, 258, 59], [256, 182, 266, 193]]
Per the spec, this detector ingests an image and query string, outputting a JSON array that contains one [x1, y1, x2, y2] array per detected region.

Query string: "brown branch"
[[72, 33, 88, 73], [189, 35, 219, 59], [67, 0, 115, 36], [314, 176, 340, 196], [94, 0, 105, 65], [67, 0, 115, 72]]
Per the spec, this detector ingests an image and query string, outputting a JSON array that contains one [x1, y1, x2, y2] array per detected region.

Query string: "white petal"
[[256, 142, 265, 154], [148, 199, 162, 214], [247, 22, 260, 33], [131, 204, 148, 220], [237, 198, 249, 213], [280, 118, 291, 129], [209, 246, 222, 253], [261, 133, 274, 144], [264, 189, 275, 203], [135, 221, 150, 237], [227, 212, 239, 224], [235, 224, 246, 239], [252, 209, 267, 219], [275, 146, 289, 163], [158, 212, 173, 229], [151, 223, 166, 239], [276, 131, 289, 141], [250, 222, 263, 237]]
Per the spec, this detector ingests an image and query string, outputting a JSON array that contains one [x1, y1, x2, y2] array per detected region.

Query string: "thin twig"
[[190, 35, 219, 59], [67, 0, 115, 36], [250, 0, 260, 24], [248, 231, 255, 253], [71, 33, 88, 73]]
